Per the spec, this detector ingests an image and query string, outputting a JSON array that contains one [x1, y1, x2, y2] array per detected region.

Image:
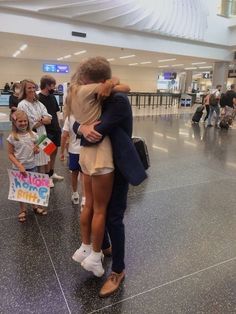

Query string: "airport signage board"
[[202, 72, 210, 79], [163, 72, 177, 80], [43, 64, 69, 73], [228, 70, 236, 78]]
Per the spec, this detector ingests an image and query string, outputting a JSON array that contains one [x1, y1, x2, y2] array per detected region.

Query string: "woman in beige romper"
[[67, 57, 130, 277]]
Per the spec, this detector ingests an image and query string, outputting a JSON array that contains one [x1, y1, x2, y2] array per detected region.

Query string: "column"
[[212, 62, 229, 92], [185, 70, 192, 92]]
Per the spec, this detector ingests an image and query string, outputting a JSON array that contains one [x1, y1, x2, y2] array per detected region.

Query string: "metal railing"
[[127, 92, 181, 109]]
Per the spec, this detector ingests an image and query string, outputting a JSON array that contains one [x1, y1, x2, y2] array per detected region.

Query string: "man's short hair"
[[216, 84, 222, 89], [230, 84, 235, 90], [40, 75, 56, 89], [76, 57, 111, 83]]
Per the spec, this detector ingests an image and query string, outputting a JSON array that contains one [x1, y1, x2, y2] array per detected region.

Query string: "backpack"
[[220, 93, 227, 107], [209, 92, 218, 106]]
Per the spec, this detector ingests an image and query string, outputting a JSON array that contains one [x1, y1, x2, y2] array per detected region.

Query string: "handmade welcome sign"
[[8, 170, 50, 206]]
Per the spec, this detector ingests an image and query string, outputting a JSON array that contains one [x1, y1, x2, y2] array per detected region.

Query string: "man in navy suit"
[[79, 93, 146, 298], [73, 57, 147, 297]]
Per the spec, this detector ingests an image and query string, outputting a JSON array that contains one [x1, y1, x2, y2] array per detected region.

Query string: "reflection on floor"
[[1, 104, 236, 313]]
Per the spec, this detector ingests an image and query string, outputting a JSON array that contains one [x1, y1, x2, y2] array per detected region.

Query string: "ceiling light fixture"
[[74, 50, 87, 55], [63, 54, 71, 59], [184, 67, 197, 70], [128, 63, 138, 66], [120, 54, 136, 59], [198, 66, 213, 69], [140, 61, 152, 64], [158, 58, 176, 62], [19, 44, 28, 51], [107, 58, 115, 61], [172, 64, 184, 67], [192, 62, 206, 65], [57, 57, 64, 61], [13, 50, 21, 57], [158, 65, 169, 68]]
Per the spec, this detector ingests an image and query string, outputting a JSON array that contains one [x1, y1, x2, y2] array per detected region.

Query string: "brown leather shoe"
[[99, 271, 125, 298], [102, 246, 112, 257]]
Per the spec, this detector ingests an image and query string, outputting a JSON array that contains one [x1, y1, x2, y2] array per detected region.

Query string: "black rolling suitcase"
[[192, 105, 204, 123], [132, 137, 150, 170]]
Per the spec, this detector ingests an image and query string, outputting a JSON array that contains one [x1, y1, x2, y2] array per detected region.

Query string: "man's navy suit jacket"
[[82, 92, 147, 186]]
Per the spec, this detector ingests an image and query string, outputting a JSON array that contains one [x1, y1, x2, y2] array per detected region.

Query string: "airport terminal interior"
[[1, 0, 236, 313]]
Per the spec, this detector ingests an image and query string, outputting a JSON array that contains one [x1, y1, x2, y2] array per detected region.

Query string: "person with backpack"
[[207, 85, 222, 128]]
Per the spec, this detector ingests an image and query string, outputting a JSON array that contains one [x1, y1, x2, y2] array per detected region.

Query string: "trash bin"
[[181, 94, 192, 107]]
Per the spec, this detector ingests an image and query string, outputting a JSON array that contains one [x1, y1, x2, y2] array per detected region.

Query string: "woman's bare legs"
[[72, 173, 93, 263], [80, 173, 93, 244], [91, 172, 114, 252], [80, 171, 114, 276]]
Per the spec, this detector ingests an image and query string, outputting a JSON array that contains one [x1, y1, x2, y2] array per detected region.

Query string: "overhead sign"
[[43, 64, 69, 73], [163, 72, 177, 80], [202, 72, 210, 79], [228, 70, 236, 78], [56, 64, 69, 73]]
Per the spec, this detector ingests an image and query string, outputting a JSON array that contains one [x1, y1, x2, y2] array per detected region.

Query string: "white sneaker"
[[81, 251, 104, 277], [49, 178, 54, 188], [51, 173, 64, 181], [72, 244, 91, 263], [71, 192, 80, 205]]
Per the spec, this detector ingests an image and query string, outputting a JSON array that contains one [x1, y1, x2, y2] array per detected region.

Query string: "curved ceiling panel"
[[0, 0, 208, 40]]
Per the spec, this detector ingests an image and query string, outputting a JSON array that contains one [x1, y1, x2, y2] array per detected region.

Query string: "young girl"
[[7, 110, 40, 222], [68, 57, 130, 277]]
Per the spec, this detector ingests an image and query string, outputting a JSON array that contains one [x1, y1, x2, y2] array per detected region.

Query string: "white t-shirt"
[[212, 89, 221, 103], [62, 115, 81, 154], [18, 99, 51, 166], [7, 132, 38, 170]]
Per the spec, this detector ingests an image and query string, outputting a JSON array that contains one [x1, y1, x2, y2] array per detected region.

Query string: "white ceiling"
[[0, 0, 224, 72], [0, 0, 208, 40], [0, 32, 217, 72]]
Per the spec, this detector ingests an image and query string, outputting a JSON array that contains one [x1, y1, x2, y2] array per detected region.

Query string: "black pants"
[[204, 105, 210, 121], [102, 168, 129, 273]]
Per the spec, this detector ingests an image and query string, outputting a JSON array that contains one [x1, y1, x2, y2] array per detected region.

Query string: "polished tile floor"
[[1, 104, 236, 313]]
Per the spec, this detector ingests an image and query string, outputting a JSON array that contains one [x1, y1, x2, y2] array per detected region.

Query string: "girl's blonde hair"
[[18, 79, 38, 102], [64, 57, 111, 118], [11, 110, 34, 141]]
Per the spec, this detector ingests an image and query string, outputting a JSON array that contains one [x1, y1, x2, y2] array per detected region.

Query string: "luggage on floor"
[[192, 105, 204, 123], [219, 116, 233, 129], [132, 136, 150, 170]]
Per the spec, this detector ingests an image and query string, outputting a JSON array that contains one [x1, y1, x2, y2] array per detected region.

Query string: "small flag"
[[36, 134, 56, 155]]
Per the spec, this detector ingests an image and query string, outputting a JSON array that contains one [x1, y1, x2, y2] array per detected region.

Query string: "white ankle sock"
[[81, 243, 91, 251], [89, 250, 102, 261]]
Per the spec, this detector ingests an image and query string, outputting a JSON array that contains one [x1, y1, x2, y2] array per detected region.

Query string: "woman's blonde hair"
[[65, 57, 111, 117], [18, 79, 38, 102], [11, 110, 34, 141]]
